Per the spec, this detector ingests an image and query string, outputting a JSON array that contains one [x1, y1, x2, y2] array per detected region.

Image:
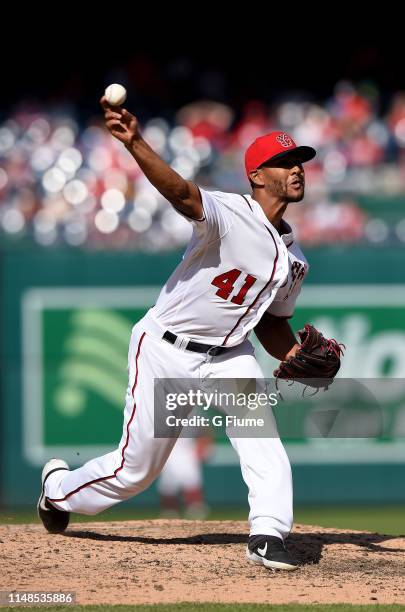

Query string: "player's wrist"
[[284, 343, 300, 361], [125, 133, 142, 151]]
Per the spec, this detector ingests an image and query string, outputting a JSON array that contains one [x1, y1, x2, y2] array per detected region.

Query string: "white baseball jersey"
[[151, 189, 309, 346]]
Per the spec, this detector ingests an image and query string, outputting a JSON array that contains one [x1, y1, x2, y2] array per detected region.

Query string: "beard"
[[270, 179, 287, 198], [270, 180, 305, 202], [286, 188, 305, 202]]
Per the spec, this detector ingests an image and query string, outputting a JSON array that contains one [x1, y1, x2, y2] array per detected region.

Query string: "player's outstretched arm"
[[100, 97, 203, 220], [254, 312, 300, 361]]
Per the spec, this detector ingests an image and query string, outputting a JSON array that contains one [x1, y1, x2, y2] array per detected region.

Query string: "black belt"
[[162, 331, 230, 356]]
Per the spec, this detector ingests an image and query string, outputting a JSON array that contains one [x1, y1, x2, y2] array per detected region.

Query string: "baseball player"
[[158, 435, 211, 519], [38, 97, 342, 571]]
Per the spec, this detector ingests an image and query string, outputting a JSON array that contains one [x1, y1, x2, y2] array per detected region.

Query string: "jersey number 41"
[[211, 269, 257, 305]]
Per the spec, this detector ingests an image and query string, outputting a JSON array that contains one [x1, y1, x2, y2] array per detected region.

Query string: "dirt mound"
[[1, 520, 404, 605]]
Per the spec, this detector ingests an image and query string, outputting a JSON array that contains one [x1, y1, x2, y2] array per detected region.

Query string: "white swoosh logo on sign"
[[257, 543, 267, 556]]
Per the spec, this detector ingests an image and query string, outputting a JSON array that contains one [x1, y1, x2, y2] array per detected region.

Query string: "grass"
[[294, 505, 405, 535], [0, 506, 404, 536], [1, 604, 405, 611]]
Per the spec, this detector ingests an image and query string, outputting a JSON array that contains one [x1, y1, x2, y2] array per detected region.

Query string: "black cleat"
[[37, 459, 70, 534], [246, 535, 299, 571]]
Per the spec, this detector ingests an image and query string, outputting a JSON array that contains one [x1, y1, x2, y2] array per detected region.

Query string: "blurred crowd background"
[[1, 47, 405, 251]]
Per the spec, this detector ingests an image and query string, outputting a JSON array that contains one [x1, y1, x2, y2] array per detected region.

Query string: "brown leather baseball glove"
[[273, 324, 344, 389]]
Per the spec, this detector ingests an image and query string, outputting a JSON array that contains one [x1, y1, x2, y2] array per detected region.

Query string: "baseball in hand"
[[104, 84, 127, 106]]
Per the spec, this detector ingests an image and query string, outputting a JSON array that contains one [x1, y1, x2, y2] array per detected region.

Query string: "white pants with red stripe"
[[45, 310, 293, 540]]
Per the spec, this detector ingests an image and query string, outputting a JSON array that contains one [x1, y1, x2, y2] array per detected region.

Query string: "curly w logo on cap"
[[276, 133, 294, 148]]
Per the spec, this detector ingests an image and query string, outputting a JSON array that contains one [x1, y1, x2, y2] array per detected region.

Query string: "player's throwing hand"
[[100, 96, 139, 148]]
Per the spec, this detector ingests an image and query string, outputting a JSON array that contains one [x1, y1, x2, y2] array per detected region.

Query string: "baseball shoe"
[[246, 535, 298, 571], [37, 458, 70, 534]]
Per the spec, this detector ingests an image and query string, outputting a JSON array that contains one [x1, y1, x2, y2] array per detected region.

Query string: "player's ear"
[[249, 169, 265, 188]]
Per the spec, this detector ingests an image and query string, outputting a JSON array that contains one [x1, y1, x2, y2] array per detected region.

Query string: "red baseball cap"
[[245, 131, 316, 177]]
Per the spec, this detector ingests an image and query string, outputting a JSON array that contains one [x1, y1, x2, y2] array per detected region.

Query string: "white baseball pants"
[[45, 310, 293, 539]]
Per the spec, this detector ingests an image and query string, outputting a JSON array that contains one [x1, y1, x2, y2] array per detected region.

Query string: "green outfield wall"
[[1, 245, 404, 506]]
